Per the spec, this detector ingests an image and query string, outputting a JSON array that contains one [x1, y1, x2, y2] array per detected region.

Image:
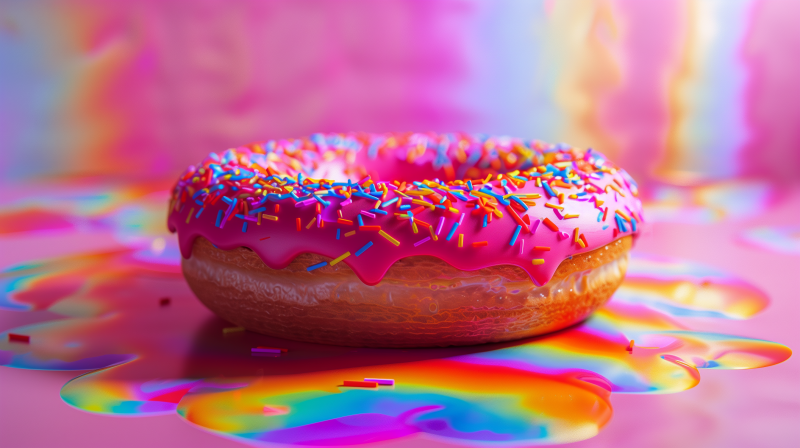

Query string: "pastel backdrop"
[[1, 0, 798, 185]]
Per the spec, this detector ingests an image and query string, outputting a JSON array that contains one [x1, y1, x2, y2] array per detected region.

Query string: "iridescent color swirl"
[[167, 133, 643, 286]]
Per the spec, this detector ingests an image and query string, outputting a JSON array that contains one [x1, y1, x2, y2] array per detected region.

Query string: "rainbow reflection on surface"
[[738, 225, 800, 255], [0, 182, 792, 446], [614, 254, 769, 319]]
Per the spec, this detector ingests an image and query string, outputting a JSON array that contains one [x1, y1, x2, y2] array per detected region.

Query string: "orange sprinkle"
[[345, 231, 356, 237], [616, 210, 631, 221], [573, 227, 580, 243], [543, 217, 559, 232], [545, 203, 564, 210], [458, 234, 464, 247], [558, 193, 565, 204], [337, 218, 354, 226], [533, 246, 550, 251]]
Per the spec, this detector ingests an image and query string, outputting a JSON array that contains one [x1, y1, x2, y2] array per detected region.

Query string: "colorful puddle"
[[0, 182, 792, 446]]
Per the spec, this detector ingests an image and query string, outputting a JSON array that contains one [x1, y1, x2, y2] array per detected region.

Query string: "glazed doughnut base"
[[183, 236, 631, 347]]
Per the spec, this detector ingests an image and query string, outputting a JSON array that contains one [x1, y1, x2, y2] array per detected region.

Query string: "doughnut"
[[168, 133, 643, 347]]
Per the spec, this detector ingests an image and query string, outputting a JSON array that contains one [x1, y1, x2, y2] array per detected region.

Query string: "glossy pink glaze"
[[167, 133, 643, 286]]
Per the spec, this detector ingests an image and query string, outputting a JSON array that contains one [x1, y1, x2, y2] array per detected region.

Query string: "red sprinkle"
[[337, 218, 354, 226], [257, 346, 288, 353], [8, 333, 30, 343], [472, 241, 489, 247], [296, 217, 301, 231], [343, 380, 378, 388], [359, 225, 381, 231]]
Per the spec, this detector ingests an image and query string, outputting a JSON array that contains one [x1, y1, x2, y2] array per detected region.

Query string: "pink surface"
[[0, 181, 797, 447]]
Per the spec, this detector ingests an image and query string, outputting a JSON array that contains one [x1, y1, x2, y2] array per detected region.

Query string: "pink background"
[[1, 1, 799, 447]]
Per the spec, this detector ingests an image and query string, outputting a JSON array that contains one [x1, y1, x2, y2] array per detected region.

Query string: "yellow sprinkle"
[[458, 234, 464, 248], [577, 239, 586, 248], [412, 222, 419, 234], [374, 200, 382, 209], [379, 230, 400, 246], [329, 251, 351, 266], [306, 218, 315, 229], [535, 178, 542, 187], [471, 191, 495, 200], [404, 190, 434, 196], [395, 190, 410, 198], [262, 214, 279, 221], [483, 174, 492, 183], [564, 214, 579, 219], [429, 225, 438, 241], [186, 207, 194, 224], [574, 227, 580, 243], [345, 231, 356, 237], [411, 199, 435, 209], [532, 259, 545, 265], [545, 203, 564, 210], [448, 207, 459, 214], [569, 194, 578, 199], [492, 208, 503, 219], [223, 326, 245, 334]]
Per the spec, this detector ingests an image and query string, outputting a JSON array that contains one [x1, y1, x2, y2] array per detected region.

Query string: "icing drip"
[[168, 132, 643, 286]]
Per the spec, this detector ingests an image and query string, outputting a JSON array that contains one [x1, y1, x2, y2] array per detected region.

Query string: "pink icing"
[[168, 132, 643, 286]]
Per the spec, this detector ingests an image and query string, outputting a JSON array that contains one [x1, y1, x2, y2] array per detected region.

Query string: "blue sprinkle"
[[242, 222, 248, 232], [357, 215, 364, 226], [249, 207, 266, 215], [446, 222, 459, 241], [509, 225, 522, 246], [602, 225, 609, 230], [307, 261, 328, 272], [510, 196, 528, 210], [196, 208, 204, 218], [399, 204, 411, 211], [381, 197, 399, 208], [631, 217, 638, 232], [369, 208, 388, 215], [221, 196, 233, 205], [195, 199, 204, 206], [542, 182, 556, 198], [336, 229, 341, 240], [597, 210, 603, 222], [483, 214, 488, 227], [215, 210, 223, 227], [355, 241, 374, 257], [352, 191, 380, 201]]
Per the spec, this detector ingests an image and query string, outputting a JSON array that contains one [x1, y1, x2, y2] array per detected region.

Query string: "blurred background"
[[1, 2, 800, 447], [1, 0, 798, 186]]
